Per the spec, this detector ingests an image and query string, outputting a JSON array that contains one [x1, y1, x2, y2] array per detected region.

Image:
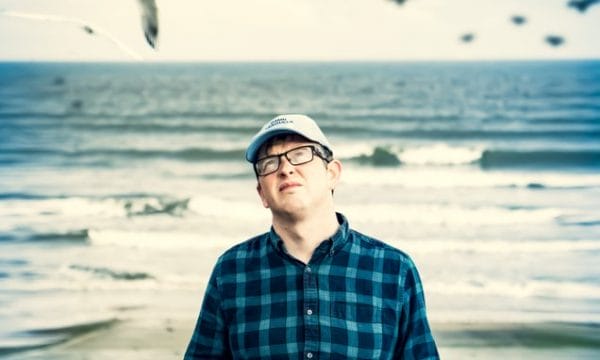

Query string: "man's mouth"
[[279, 182, 301, 192]]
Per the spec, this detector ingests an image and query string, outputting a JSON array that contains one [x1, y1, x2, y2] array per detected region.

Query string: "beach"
[[1, 61, 599, 358], [7, 311, 600, 359]]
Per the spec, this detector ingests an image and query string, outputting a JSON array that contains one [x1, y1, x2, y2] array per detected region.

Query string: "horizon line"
[[1, 57, 600, 64]]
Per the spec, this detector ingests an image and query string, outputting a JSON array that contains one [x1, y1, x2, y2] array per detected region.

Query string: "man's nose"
[[278, 156, 295, 176]]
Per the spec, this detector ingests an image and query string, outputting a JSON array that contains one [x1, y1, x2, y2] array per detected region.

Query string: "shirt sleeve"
[[395, 259, 440, 360], [184, 260, 232, 360]]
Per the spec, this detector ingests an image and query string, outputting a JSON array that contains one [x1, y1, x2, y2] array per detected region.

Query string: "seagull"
[[510, 15, 527, 25], [388, 0, 409, 5], [138, 0, 158, 49], [460, 33, 475, 43], [545, 35, 565, 47], [0, 10, 143, 59], [0, 0, 158, 58], [567, 0, 600, 12], [82, 25, 95, 34]]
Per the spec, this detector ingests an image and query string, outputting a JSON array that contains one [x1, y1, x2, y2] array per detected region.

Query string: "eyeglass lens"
[[255, 146, 314, 175]]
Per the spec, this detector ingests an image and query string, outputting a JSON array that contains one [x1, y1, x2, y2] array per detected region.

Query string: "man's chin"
[[272, 203, 309, 219]]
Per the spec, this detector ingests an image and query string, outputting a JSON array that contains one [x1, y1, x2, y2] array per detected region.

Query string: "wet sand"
[[9, 316, 600, 359], [6, 315, 193, 360], [435, 321, 600, 359]]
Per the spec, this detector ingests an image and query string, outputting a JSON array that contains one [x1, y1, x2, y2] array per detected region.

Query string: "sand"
[[7, 316, 599, 359], [6, 315, 194, 360]]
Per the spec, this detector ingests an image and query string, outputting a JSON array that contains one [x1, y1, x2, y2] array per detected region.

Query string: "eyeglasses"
[[254, 145, 329, 176]]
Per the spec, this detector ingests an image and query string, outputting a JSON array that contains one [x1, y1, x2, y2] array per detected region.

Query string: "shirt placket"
[[303, 264, 318, 359]]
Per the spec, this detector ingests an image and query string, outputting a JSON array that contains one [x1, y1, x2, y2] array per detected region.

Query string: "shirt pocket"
[[330, 299, 384, 359], [331, 300, 381, 323]]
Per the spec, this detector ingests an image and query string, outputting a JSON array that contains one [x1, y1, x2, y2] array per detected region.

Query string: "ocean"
[[1, 61, 599, 358]]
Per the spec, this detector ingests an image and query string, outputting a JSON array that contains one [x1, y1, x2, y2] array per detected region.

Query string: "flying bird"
[[82, 25, 95, 34], [138, 0, 158, 49], [567, 0, 600, 12], [460, 33, 475, 43], [510, 15, 527, 25], [545, 35, 565, 47], [0, 10, 143, 59], [0, 0, 158, 58]]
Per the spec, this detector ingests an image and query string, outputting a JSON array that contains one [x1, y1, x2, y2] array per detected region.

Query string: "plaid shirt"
[[185, 213, 439, 359]]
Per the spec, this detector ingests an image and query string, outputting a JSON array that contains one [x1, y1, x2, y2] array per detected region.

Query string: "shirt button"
[[306, 309, 313, 315], [306, 267, 312, 273], [306, 353, 313, 359]]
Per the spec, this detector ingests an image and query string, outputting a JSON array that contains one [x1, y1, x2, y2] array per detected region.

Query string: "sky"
[[0, 0, 599, 61]]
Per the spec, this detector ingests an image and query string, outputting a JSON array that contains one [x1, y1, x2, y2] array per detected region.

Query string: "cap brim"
[[245, 129, 294, 162]]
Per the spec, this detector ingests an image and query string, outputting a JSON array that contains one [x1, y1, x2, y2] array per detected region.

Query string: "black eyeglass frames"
[[254, 145, 329, 176]]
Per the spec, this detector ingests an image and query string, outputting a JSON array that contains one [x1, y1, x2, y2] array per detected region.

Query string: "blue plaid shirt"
[[185, 213, 439, 359]]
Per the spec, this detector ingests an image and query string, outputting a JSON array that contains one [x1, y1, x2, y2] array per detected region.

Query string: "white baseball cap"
[[245, 114, 333, 162]]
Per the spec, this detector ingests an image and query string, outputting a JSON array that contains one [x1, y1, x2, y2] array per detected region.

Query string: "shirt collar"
[[268, 212, 350, 257], [330, 212, 350, 254]]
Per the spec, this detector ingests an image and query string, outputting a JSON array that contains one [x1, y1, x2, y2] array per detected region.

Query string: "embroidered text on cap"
[[266, 117, 293, 129]]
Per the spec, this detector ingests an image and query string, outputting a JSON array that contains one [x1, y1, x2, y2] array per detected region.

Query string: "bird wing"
[[138, 0, 159, 48], [0, 10, 143, 60]]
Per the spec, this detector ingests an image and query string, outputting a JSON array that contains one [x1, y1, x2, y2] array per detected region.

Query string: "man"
[[185, 114, 439, 359]]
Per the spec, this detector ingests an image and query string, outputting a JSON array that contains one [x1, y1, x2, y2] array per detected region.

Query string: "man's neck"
[[272, 208, 339, 264]]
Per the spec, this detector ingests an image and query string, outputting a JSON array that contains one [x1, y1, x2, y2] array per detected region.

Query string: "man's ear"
[[256, 183, 270, 208], [326, 159, 342, 191]]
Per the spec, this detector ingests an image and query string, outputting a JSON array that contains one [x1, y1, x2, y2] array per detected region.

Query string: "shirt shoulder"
[[213, 233, 268, 271], [349, 229, 418, 272]]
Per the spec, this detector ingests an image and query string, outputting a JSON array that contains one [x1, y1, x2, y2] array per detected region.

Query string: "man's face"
[[256, 138, 340, 217]]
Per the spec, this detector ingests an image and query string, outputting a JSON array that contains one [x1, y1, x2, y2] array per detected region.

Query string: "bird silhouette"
[[545, 35, 565, 47], [460, 33, 475, 43], [0, 0, 157, 57], [138, 0, 158, 49], [388, 0, 409, 4], [82, 25, 95, 34], [567, 0, 600, 12], [510, 15, 527, 25]]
